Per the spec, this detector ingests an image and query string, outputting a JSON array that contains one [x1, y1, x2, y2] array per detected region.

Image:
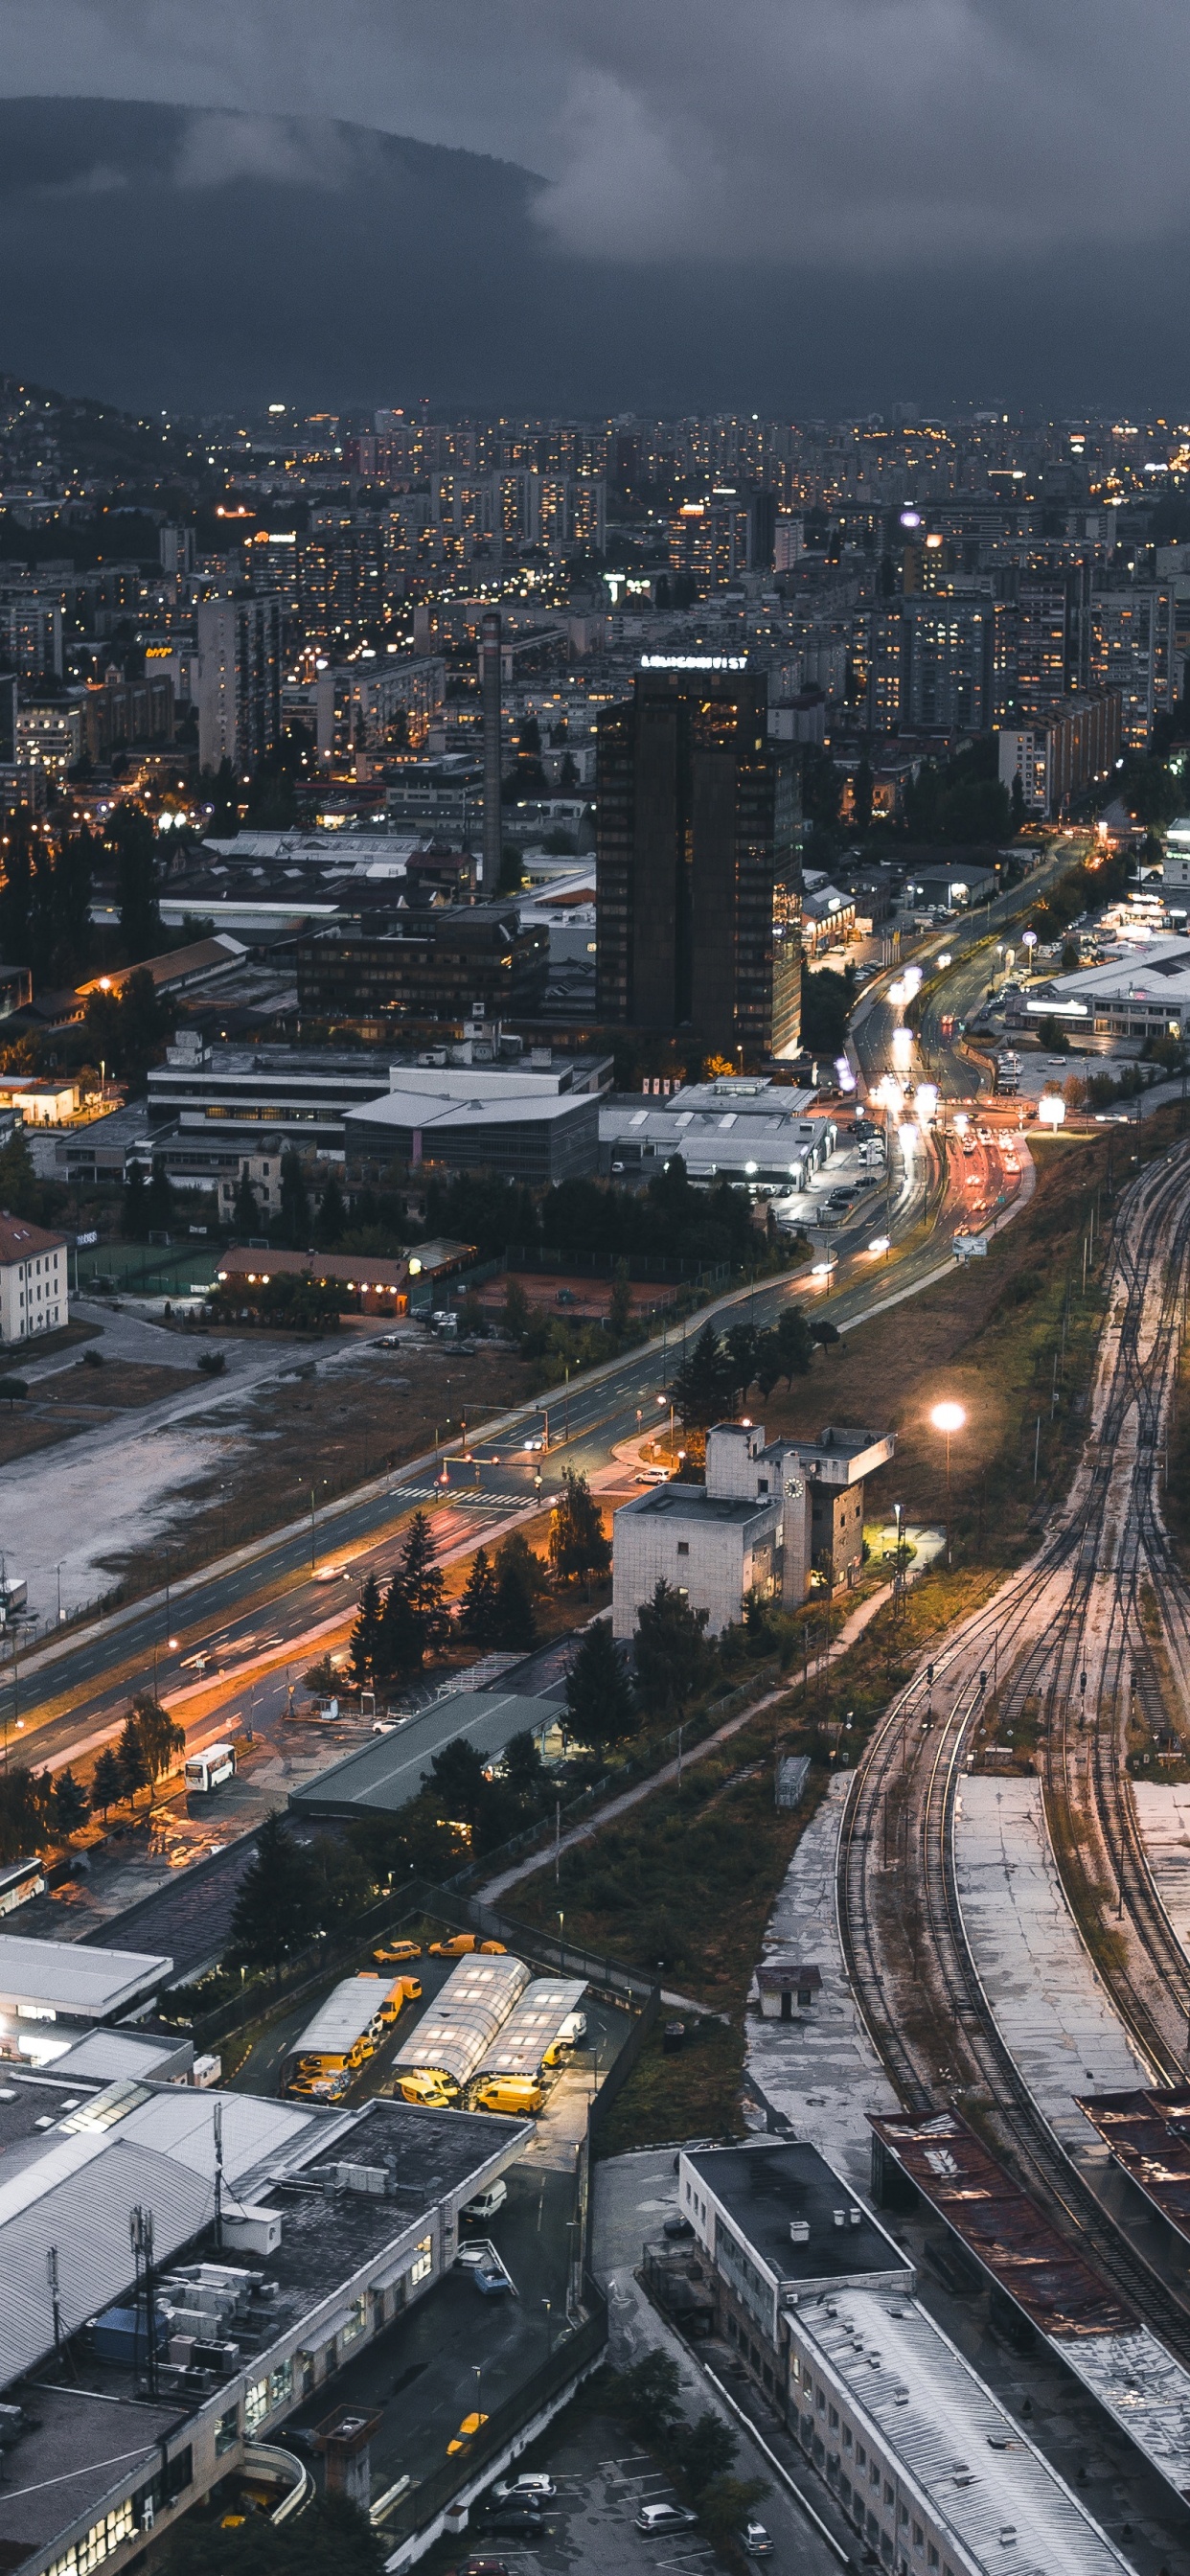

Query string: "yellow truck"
[[397, 2071, 453, 2107], [473, 2076, 544, 2116]]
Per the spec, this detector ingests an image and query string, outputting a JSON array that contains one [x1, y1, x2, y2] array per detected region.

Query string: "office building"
[[611, 1418, 893, 1636], [345, 1059, 601, 1184], [480, 608, 502, 889], [196, 593, 282, 775], [296, 904, 548, 1030], [595, 665, 802, 1060]]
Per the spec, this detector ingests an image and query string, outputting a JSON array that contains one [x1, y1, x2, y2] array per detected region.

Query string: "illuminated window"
[[410, 2235, 432, 2286]]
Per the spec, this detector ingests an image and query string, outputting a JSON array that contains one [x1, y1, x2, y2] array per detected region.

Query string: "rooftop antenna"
[[213, 2101, 224, 2251], [47, 2245, 62, 2368], [129, 2205, 159, 2399]]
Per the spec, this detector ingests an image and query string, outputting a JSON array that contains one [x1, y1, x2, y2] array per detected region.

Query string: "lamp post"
[[930, 1402, 966, 1570]]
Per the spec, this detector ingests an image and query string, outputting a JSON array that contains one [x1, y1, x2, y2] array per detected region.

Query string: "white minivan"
[[462, 2177, 509, 2226]]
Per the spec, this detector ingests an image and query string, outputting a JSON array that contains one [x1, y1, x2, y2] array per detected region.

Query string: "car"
[[463, 2178, 508, 2225], [635, 2504, 698, 2536], [429, 1932, 479, 1958], [374, 1941, 422, 1964], [481, 2509, 545, 2539], [312, 1565, 350, 1583], [634, 1465, 671, 1484], [179, 1650, 211, 1673], [473, 2264, 514, 2297], [744, 2522, 774, 2557], [493, 2475, 556, 2503], [662, 2213, 695, 2240], [456, 2559, 511, 2576], [446, 2410, 490, 2456], [377, 1333, 402, 1347], [521, 1436, 544, 1452]]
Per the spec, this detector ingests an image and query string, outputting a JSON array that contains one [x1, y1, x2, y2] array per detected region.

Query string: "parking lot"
[[419, 2409, 726, 2576], [770, 1135, 887, 1240]]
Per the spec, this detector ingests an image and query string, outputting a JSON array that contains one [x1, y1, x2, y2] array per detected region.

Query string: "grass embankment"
[[513, 1126, 1146, 2151]]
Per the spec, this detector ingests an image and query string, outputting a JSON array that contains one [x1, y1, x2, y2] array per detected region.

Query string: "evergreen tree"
[[775, 1304, 815, 1385], [0, 1765, 45, 1864], [607, 1261, 632, 1339], [0, 1125, 39, 1220], [53, 1767, 89, 1836], [318, 1173, 346, 1246], [122, 1162, 149, 1241], [633, 1577, 709, 1719], [91, 1746, 122, 1819], [425, 1737, 489, 1828], [812, 1318, 842, 1359], [378, 1575, 424, 1679], [564, 1621, 636, 1745], [398, 1509, 446, 1647], [227, 1811, 319, 1974], [725, 1321, 759, 1403], [145, 1158, 174, 1234], [492, 1559, 538, 1652], [502, 1276, 531, 1337], [672, 1322, 735, 1428], [132, 1692, 185, 1789], [108, 807, 162, 961], [853, 754, 874, 834], [349, 1574, 383, 1687], [278, 1147, 311, 1247], [458, 1547, 499, 1648], [754, 1327, 783, 1397], [1010, 770, 1026, 831], [232, 1162, 259, 1234], [116, 1714, 151, 1807], [547, 1467, 611, 1588], [211, 756, 240, 840], [494, 1529, 548, 1596], [0, 822, 33, 964], [55, 828, 96, 977], [501, 1729, 544, 1802]]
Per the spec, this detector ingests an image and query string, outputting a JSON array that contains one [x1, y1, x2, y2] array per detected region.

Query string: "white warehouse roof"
[[287, 1975, 387, 2061], [0, 1932, 172, 2024], [788, 2288, 1133, 2576]]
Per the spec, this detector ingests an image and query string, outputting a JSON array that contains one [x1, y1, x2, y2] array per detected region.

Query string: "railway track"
[[837, 1131, 1190, 2356]]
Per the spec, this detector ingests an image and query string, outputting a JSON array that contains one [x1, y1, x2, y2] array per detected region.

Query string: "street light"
[[930, 1402, 966, 1569]]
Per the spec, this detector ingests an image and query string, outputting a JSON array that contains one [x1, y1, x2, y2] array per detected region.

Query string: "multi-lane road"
[[4, 846, 1074, 1800]]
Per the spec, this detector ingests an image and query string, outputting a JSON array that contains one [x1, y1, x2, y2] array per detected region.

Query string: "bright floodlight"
[[1039, 1094, 1065, 1129], [900, 508, 922, 528], [931, 1402, 966, 1435], [1022, 929, 1038, 951], [892, 1026, 913, 1072], [916, 1083, 938, 1121]]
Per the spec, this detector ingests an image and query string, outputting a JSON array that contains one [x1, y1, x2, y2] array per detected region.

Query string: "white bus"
[[185, 1741, 237, 1796]]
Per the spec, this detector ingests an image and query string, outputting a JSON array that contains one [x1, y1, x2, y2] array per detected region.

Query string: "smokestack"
[[480, 609, 502, 892]]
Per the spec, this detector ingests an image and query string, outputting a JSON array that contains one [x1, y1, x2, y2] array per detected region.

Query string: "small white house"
[[0, 1211, 68, 1345]]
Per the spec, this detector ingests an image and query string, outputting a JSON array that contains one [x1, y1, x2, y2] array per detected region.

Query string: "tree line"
[[0, 1693, 183, 1863]]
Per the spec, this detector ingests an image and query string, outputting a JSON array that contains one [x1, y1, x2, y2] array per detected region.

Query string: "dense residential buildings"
[[195, 592, 282, 772]]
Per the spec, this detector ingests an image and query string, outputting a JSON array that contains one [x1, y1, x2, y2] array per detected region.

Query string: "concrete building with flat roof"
[[612, 1419, 893, 1636], [288, 1690, 557, 1826], [0, 1931, 172, 2060]]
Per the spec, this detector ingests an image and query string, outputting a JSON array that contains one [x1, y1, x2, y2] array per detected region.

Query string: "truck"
[[0, 1575, 28, 1627], [184, 1742, 237, 1796]]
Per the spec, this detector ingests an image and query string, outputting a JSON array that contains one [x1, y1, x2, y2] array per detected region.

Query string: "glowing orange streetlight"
[[930, 1401, 966, 1569]]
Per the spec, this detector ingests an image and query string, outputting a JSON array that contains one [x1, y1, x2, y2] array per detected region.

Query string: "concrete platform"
[[745, 1769, 898, 2195], [1131, 1782, 1190, 1960], [954, 1777, 1148, 2151]]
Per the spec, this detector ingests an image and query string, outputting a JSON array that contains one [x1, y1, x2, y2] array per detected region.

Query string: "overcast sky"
[[0, 2, 1185, 411], [2, 0, 1185, 270]]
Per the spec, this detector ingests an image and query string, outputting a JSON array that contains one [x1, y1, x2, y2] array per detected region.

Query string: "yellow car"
[[446, 2412, 489, 2455], [374, 1941, 422, 1965]]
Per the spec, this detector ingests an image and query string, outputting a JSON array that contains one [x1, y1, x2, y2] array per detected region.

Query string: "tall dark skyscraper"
[[479, 608, 502, 891], [595, 663, 802, 1061]]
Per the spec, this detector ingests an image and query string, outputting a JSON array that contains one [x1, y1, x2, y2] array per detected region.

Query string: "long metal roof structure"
[[392, 1953, 529, 2091], [472, 1977, 586, 2082]]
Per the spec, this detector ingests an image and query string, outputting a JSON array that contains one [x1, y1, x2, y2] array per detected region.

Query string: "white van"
[[462, 2178, 509, 2226]]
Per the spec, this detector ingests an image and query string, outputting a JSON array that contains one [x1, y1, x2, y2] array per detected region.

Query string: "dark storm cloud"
[[4, 0, 1189, 266], [0, 5, 1187, 412]]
